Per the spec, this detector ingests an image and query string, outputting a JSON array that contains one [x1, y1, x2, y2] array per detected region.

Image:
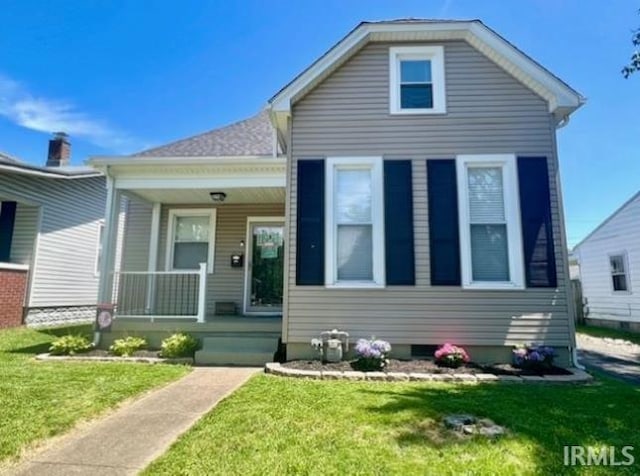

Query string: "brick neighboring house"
[[0, 134, 121, 328], [0, 264, 28, 328]]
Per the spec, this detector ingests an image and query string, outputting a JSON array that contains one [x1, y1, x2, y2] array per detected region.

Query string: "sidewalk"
[[7, 367, 259, 476]]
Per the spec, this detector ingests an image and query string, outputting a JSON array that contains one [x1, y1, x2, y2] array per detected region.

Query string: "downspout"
[[573, 348, 585, 370], [551, 114, 580, 368]]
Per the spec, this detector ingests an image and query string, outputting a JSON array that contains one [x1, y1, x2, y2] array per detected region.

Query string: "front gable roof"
[[268, 19, 585, 121]]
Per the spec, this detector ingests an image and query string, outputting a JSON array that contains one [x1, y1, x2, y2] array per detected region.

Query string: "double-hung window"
[[609, 253, 630, 292], [457, 154, 524, 289], [166, 209, 216, 272], [325, 157, 385, 287], [389, 46, 446, 114]]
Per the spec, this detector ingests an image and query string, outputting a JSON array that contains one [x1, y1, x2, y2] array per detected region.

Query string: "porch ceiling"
[[130, 186, 285, 204]]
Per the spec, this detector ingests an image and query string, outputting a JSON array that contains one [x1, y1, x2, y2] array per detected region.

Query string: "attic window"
[[389, 46, 446, 114]]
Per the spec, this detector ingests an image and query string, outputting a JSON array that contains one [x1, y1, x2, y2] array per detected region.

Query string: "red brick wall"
[[0, 268, 27, 328]]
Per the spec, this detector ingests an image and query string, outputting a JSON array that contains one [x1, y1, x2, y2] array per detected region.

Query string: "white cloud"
[[0, 73, 140, 151]]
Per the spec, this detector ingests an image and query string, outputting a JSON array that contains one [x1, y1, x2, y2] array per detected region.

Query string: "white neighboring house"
[[573, 191, 640, 330], [0, 134, 122, 327]]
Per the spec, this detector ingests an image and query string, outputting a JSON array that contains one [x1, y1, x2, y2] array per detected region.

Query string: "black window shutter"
[[0, 201, 17, 262], [517, 157, 557, 288], [296, 160, 325, 285], [427, 160, 461, 285], [384, 160, 415, 285]]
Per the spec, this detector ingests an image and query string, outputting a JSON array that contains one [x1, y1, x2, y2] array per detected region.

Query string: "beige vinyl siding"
[[122, 202, 284, 316], [0, 173, 107, 307], [121, 198, 153, 272], [287, 40, 571, 347], [9, 202, 39, 265]]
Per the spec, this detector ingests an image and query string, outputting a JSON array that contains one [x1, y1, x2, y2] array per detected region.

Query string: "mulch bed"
[[282, 359, 572, 376]]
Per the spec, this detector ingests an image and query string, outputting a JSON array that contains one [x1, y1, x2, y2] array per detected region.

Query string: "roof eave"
[[0, 163, 102, 179]]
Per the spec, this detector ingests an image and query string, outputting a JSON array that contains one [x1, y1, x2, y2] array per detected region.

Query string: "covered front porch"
[[94, 156, 287, 335]]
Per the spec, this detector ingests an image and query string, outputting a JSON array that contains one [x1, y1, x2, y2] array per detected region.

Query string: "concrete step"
[[194, 335, 280, 366], [195, 350, 275, 366], [200, 336, 279, 353]]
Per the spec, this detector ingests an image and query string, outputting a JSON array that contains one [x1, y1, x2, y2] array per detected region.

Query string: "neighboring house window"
[[95, 222, 105, 275], [166, 209, 216, 272], [457, 154, 524, 289], [609, 253, 630, 292], [389, 46, 446, 114], [325, 157, 385, 287]]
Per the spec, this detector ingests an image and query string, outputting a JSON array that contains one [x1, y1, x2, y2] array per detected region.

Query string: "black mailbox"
[[230, 254, 244, 267]]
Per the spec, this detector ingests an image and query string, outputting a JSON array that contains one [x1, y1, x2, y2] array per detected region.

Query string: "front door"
[[245, 219, 285, 314]]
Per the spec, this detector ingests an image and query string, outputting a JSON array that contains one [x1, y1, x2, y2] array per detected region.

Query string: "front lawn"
[[0, 325, 189, 465], [145, 373, 640, 475]]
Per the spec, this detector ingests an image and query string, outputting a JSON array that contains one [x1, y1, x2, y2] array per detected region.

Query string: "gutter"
[[0, 164, 102, 179]]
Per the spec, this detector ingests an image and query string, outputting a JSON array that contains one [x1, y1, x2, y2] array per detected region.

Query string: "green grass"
[[577, 324, 640, 345], [0, 325, 189, 465], [145, 374, 640, 476]]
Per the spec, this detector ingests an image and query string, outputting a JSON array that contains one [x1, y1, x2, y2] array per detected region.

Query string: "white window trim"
[[608, 251, 632, 294], [389, 45, 446, 115], [165, 208, 217, 273], [456, 154, 524, 290], [94, 221, 105, 277], [325, 157, 385, 288]]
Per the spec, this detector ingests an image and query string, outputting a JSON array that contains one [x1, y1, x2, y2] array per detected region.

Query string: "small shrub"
[[160, 333, 199, 358], [434, 343, 470, 368], [354, 337, 391, 371], [512, 344, 555, 369], [49, 335, 92, 355], [109, 336, 147, 357]]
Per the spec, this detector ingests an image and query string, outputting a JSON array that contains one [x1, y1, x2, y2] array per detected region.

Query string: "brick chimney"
[[46, 132, 71, 167]]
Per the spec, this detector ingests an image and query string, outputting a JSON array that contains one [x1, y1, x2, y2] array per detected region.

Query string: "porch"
[[93, 157, 287, 364]]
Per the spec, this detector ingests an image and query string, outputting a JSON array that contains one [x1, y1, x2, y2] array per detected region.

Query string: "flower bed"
[[281, 359, 572, 376], [267, 361, 591, 384]]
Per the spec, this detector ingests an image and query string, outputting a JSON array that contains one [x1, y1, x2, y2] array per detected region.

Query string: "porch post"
[[97, 176, 122, 305], [145, 202, 161, 314], [197, 262, 207, 323]]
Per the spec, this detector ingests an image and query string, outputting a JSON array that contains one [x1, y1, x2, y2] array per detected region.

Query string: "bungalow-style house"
[[90, 19, 584, 366], [573, 191, 640, 330], [0, 134, 117, 328]]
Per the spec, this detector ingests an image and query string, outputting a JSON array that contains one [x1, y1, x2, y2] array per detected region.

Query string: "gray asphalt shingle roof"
[[133, 110, 275, 157]]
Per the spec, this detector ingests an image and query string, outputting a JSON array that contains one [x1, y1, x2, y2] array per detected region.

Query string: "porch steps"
[[195, 335, 279, 366]]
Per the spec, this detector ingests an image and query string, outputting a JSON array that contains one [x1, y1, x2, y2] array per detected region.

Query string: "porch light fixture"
[[209, 192, 227, 203]]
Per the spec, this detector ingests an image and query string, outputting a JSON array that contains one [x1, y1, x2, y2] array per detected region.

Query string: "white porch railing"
[[112, 263, 207, 322]]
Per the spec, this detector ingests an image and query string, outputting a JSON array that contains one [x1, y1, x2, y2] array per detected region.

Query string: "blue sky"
[[0, 0, 638, 247]]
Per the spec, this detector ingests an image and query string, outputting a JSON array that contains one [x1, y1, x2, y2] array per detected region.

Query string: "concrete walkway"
[[8, 367, 259, 476]]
